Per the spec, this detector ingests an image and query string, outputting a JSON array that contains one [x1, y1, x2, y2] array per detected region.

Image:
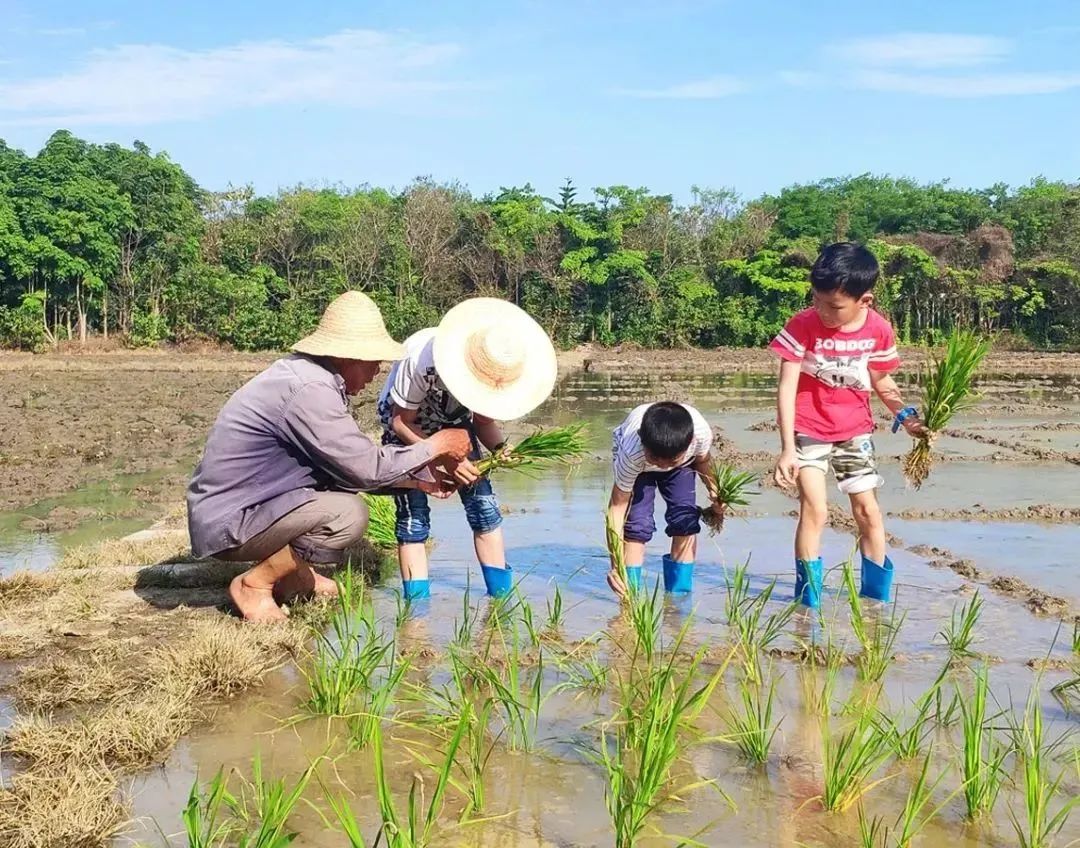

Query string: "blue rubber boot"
[[402, 578, 430, 601], [662, 555, 694, 594], [625, 565, 643, 592], [860, 555, 894, 602], [481, 564, 513, 599], [795, 557, 823, 609]]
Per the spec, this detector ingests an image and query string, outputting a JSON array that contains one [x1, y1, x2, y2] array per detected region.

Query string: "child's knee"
[[462, 485, 503, 535], [664, 503, 701, 538], [851, 497, 882, 529], [799, 498, 828, 528], [394, 491, 431, 544]]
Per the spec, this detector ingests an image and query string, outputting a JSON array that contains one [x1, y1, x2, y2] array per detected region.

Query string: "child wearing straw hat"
[[378, 298, 558, 600]]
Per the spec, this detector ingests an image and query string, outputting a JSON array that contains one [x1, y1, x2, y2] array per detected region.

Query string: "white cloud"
[[855, 70, 1080, 97], [834, 33, 1010, 69], [614, 76, 744, 99], [0, 28, 464, 126]]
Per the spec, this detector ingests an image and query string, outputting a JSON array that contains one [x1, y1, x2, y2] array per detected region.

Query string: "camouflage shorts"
[[795, 433, 883, 494]]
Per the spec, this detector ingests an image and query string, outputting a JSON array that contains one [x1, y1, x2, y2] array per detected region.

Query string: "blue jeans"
[[394, 476, 503, 544]]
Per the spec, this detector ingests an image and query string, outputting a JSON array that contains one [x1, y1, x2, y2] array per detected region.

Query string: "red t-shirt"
[[769, 308, 900, 442]]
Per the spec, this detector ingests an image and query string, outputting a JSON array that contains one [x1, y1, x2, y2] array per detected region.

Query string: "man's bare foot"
[[310, 569, 339, 597], [230, 574, 287, 622]]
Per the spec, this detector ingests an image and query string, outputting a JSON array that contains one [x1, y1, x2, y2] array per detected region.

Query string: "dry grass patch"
[[55, 531, 189, 571], [0, 763, 127, 848], [155, 617, 303, 699], [0, 571, 60, 611], [13, 644, 137, 712], [0, 621, 50, 659], [4, 680, 199, 770]]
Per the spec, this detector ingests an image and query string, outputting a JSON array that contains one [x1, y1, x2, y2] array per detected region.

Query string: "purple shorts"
[[623, 465, 701, 543]]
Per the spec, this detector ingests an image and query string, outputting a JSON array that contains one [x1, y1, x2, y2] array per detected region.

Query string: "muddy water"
[[120, 370, 1080, 847]]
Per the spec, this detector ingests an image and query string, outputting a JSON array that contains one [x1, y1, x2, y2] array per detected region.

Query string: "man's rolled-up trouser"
[[216, 491, 369, 565]]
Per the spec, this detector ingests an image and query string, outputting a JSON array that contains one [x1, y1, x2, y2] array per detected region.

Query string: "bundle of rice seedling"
[[360, 493, 397, 547], [699, 461, 757, 533], [902, 329, 990, 490], [476, 424, 588, 476], [605, 510, 628, 591]]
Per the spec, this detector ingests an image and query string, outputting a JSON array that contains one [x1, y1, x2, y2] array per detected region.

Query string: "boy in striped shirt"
[[770, 242, 928, 608], [606, 401, 722, 596]]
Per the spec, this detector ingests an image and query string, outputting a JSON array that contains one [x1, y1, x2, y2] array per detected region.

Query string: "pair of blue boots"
[[624, 555, 695, 594], [795, 554, 894, 608], [402, 563, 513, 601]]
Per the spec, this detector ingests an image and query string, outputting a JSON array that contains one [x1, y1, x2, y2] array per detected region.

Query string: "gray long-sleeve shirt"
[[187, 354, 433, 558]]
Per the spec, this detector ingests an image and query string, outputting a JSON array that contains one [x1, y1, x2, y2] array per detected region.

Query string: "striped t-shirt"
[[611, 403, 714, 493]]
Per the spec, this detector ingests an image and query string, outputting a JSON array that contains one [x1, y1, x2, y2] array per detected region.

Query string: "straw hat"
[[434, 298, 557, 421], [292, 291, 404, 362]]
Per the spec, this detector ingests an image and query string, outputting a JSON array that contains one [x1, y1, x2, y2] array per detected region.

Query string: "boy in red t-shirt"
[[770, 242, 928, 608]]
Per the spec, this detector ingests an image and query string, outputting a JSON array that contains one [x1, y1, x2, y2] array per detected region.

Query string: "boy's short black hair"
[[640, 401, 694, 460], [810, 242, 880, 299]]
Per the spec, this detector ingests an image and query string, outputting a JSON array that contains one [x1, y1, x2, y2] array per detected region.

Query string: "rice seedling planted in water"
[[820, 713, 894, 813], [372, 712, 467, 848], [877, 666, 948, 761], [699, 461, 758, 533], [590, 620, 726, 847], [361, 493, 398, 548], [605, 509, 631, 597], [856, 748, 952, 848], [724, 671, 780, 764], [937, 591, 983, 660], [843, 561, 904, 684], [475, 424, 589, 476], [902, 329, 990, 489], [724, 560, 798, 683], [545, 583, 565, 633], [958, 664, 1008, 821], [1008, 688, 1080, 848]]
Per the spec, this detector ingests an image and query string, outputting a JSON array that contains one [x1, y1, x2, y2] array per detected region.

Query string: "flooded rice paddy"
[[2, 362, 1080, 847]]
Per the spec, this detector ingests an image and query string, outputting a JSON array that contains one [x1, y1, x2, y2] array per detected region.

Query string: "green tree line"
[[2, 130, 1079, 352]]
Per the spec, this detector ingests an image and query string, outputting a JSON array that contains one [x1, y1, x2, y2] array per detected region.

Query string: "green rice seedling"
[[820, 713, 894, 813], [1008, 688, 1080, 848], [857, 805, 887, 848], [605, 509, 631, 598], [937, 591, 983, 661], [475, 424, 589, 476], [1051, 676, 1080, 713], [361, 493, 398, 548], [472, 620, 561, 752], [591, 624, 724, 847], [561, 654, 610, 694], [699, 461, 758, 533], [373, 712, 467, 848], [797, 631, 847, 718], [725, 561, 798, 684], [394, 591, 412, 628], [877, 666, 948, 761], [934, 686, 961, 728], [456, 699, 497, 818], [1072, 619, 1080, 655], [724, 671, 779, 764], [902, 329, 990, 489], [626, 577, 664, 663], [180, 767, 236, 847], [451, 584, 480, 652], [959, 664, 1008, 821], [517, 591, 541, 648], [892, 748, 952, 848], [324, 791, 368, 847], [229, 756, 319, 848], [347, 651, 411, 751], [843, 562, 904, 684], [545, 583, 565, 633]]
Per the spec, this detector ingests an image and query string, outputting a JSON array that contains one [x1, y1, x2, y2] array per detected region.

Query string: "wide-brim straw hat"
[[434, 298, 557, 421], [292, 290, 404, 362]]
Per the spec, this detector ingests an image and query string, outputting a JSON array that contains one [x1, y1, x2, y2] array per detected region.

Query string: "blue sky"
[[1, 0, 1078, 201]]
